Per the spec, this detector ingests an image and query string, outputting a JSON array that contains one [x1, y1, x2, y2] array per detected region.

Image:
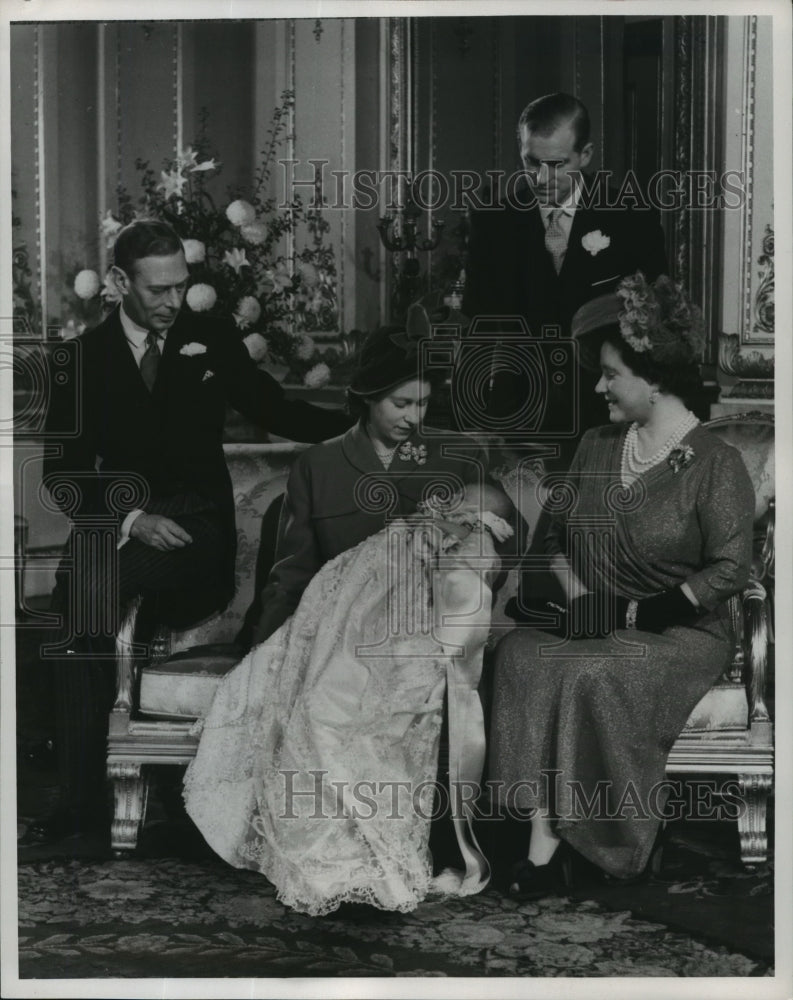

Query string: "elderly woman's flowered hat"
[[571, 273, 705, 370]]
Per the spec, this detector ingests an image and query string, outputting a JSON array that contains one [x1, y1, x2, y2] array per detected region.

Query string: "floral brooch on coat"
[[668, 445, 695, 474], [399, 442, 427, 465]]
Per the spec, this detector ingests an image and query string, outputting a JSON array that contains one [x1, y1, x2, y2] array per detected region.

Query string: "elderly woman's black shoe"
[[506, 846, 573, 901]]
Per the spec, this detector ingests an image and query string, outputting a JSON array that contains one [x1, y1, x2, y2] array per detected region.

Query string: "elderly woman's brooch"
[[667, 445, 695, 474]]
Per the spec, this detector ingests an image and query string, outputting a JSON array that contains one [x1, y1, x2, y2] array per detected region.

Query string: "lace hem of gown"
[[184, 519, 497, 915]]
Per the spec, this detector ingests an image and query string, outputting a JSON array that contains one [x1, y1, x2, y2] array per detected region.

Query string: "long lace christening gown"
[[184, 517, 497, 915]]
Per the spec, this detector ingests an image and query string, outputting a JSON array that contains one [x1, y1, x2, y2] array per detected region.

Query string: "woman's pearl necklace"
[[368, 434, 399, 469], [621, 410, 699, 480]]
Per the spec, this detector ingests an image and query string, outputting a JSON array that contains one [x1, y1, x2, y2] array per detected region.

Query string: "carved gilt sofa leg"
[[737, 772, 772, 868], [108, 761, 149, 856]]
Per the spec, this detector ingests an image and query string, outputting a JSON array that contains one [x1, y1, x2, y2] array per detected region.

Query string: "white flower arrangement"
[[225, 199, 256, 227], [74, 269, 101, 300], [101, 211, 123, 248], [242, 332, 269, 362], [303, 362, 331, 388], [182, 239, 206, 265], [240, 221, 267, 245], [186, 284, 217, 312], [295, 334, 316, 361], [60, 95, 340, 379], [233, 295, 262, 330]]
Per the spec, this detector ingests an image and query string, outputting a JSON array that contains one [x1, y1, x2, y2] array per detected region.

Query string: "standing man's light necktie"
[[140, 332, 161, 392], [545, 208, 567, 274]]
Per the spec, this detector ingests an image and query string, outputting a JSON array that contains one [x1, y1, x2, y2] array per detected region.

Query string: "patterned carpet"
[[14, 618, 776, 981], [17, 844, 772, 979]]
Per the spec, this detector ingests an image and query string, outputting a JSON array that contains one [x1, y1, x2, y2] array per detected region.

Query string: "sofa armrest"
[[742, 577, 771, 725]]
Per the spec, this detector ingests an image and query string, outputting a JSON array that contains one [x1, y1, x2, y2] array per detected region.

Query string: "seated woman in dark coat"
[[248, 311, 487, 644], [184, 311, 512, 915], [488, 273, 755, 898]]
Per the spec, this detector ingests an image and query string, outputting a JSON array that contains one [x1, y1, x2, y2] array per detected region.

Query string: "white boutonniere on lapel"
[[201, 370, 215, 382], [581, 230, 611, 256], [180, 342, 207, 356]]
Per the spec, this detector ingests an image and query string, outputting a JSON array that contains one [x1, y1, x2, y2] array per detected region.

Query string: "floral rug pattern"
[[17, 857, 769, 979]]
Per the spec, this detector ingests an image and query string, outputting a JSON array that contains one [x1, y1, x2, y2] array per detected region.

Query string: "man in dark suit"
[[24, 219, 350, 845], [460, 92, 668, 454]]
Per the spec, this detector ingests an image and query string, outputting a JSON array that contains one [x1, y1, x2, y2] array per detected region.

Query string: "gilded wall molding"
[[672, 15, 691, 291], [754, 224, 774, 334], [173, 24, 184, 158], [491, 20, 501, 171], [719, 15, 773, 347], [339, 18, 347, 326], [740, 17, 758, 340], [34, 27, 47, 334]]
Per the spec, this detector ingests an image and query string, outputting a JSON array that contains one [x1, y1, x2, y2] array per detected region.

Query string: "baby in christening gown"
[[183, 482, 514, 916]]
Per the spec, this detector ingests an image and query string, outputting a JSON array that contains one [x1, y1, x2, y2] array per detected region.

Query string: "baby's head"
[[451, 481, 514, 521]]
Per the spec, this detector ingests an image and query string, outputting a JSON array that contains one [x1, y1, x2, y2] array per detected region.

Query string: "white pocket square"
[[202, 369, 215, 382]]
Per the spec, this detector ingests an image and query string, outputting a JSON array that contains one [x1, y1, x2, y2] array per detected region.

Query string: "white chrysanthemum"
[[242, 332, 269, 362], [225, 199, 256, 227], [74, 269, 101, 299], [303, 362, 331, 388], [182, 239, 206, 264], [241, 221, 267, 245], [234, 295, 262, 329], [185, 283, 217, 312], [295, 334, 316, 361]]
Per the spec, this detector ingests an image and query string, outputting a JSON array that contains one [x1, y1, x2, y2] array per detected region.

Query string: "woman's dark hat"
[[570, 293, 621, 370], [348, 303, 440, 396]]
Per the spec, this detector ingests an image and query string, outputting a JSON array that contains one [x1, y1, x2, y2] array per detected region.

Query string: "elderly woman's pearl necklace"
[[621, 410, 699, 479]]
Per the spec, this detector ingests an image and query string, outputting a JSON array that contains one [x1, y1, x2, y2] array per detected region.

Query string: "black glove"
[[634, 587, 701, 634], [504, 594, 568, 635], [567, 592, 629, 640]]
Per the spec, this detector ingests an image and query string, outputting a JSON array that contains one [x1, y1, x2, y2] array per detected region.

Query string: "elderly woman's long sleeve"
[[684, 444, 755, 611]]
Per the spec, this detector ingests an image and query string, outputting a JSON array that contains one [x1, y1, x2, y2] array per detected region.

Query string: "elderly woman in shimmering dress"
[[488, 273, 755, 898]]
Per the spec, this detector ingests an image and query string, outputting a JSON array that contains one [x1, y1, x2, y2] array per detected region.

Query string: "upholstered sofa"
[[107, 413, 774, 866]]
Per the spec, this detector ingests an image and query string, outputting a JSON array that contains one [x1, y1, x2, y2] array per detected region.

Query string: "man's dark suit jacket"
[[43, 307, 350, 610], [459, 178, 669, 452], [462, 178, 669, 335]]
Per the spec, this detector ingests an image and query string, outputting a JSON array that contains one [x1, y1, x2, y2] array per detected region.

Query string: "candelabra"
[[376, 186, 445, 317]]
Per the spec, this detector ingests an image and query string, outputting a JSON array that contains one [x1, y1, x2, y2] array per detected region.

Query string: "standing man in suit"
[[460, 92, 668, 453], [24, 219, 350, 845]]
